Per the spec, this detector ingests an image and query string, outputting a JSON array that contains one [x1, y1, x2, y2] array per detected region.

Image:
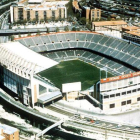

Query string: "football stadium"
[[0, 31, 140, 111]]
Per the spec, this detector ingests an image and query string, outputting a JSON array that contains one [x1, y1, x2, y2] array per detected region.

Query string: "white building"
[[0, 42, 62, 107]]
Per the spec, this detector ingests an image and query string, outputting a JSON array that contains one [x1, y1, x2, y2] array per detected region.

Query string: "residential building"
[[0, 124, 19, 140], [92, 20, 127, 31], [10, 0, 68, 23], [122, 26, 140, 44]]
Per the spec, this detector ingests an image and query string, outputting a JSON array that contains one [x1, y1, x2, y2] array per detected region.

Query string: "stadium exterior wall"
[[96, 71, 140, 111]]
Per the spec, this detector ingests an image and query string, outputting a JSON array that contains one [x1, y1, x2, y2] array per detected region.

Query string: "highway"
[[0, 11, 9, 43], [0, 1, 17, 10], [0, 26, 72, 36], [46, 103, 140, 139]]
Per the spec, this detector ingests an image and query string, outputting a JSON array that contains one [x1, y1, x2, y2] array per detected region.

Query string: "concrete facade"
[[10, 0, 67, 23]]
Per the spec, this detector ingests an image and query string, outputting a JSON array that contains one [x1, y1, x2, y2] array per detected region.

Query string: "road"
[[0, 11, 9, 43], [0, 1, 17, 10]]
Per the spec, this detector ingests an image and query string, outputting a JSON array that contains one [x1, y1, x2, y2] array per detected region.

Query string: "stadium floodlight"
[[100, 67, 108, 80]]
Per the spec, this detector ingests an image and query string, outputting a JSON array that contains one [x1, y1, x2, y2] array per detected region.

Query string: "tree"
[[79, 17, 86, 25], [28, 32, 31, 36], [64, 26, 69, 32], [36, 30, 40, 35], [56, 27, 59, 32], [11, 35, 14, 41], [86, 24, 92, 30], [18, 34, 21, 38], [71, 27, 76, 31], [47, 28, 50, 33]]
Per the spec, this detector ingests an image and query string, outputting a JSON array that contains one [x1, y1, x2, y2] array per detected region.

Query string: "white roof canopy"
[[0, 42, 58, 76]]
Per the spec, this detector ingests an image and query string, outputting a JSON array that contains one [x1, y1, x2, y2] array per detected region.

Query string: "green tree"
[[18, 34, 21, 38], [56, 27, 59, 32], [79, 17, 86, 25], [64, 26, 69, 32], [11, 35, 14, 41], [47, 28, 50, 33], [28, 32, 31, 36], [72, 27, 76, 31], [36, 30, 40, 35]]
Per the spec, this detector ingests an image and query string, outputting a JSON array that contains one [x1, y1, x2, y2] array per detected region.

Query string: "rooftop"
[[93, 20, 127, 26], [0, 124, 18, 135], [1, 42, 58, 73], [122, 26, 139, 31], [125, 29, 140, 37]]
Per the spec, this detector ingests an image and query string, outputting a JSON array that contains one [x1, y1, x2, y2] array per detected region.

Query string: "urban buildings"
[[92, 20, 127, 31], [0, 41, 62, 108], [0, 124, 19, 140], [10, 0, 68, 23], [122, 26, 140, 44], [94, 71, 140, 111]]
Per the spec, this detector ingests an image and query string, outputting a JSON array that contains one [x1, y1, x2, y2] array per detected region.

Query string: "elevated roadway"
[[0, 26, 72, 36]]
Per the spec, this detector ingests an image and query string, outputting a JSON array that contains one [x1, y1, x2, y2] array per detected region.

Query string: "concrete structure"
[[122, 26, 140, 44], [92, 20, 127, 31], [85, 8, 101, 21], [10, 0, 68, 23], [0, 124, 19, 140], [94, 71, 140, 111], [0, 41, 62, 107]]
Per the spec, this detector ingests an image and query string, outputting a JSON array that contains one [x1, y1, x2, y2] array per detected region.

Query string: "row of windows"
[[103, 88, 140, 99], [110, 97, 140, 108], [3, 70, 29, 86], [25, 10, 63, 21]]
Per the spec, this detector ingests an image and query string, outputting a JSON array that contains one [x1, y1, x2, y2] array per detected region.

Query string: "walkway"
[[36, 119, 64, 137]]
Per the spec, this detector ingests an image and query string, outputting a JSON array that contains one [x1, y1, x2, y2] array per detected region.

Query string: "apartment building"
[[10, 0, 68, 23], [0, 124, 19, 140], [92, 20, 127, 31]]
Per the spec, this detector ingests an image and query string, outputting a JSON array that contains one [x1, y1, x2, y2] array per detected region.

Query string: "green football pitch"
[[38, 60, 113, 91]]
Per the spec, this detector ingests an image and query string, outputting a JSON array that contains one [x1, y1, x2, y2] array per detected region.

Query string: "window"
[[44, 11, 47, 21], [122, 92, 126, 95], [127, 100, 131, 104], [27, 11, 30, 21], [110, 94, 115, 98], [104, 95, 109, 99], [132, 89, 136, 93], [110, 103, 115, 108], [138, 88, 140, 91], [97, 11, 100, 18], [52, 11, 55, 18], [35, 11, 38, 21], [121, 101, 126, 106], [137, 97, 140, 101], [127, 90, 131, 94], [116, 93, 120, 96], [59, 9, 61, 18]]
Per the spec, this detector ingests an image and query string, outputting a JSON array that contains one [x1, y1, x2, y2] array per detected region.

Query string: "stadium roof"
[[122, 26, 139, 31], [92, 20, 127, 26], [0, 42, 58, 73], [38, 91, 62, 104]]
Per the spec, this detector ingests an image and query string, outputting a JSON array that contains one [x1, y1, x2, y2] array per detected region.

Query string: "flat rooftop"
[[93, 20, 127, 26], [0, 124, 18, 135]]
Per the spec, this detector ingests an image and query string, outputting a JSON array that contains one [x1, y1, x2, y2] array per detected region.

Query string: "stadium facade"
[[0, 32, 140, 111], [0, 42, 62, 107]]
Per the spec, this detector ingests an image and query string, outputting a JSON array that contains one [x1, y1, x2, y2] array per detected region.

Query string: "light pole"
[[100, 67, 108, 80]]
